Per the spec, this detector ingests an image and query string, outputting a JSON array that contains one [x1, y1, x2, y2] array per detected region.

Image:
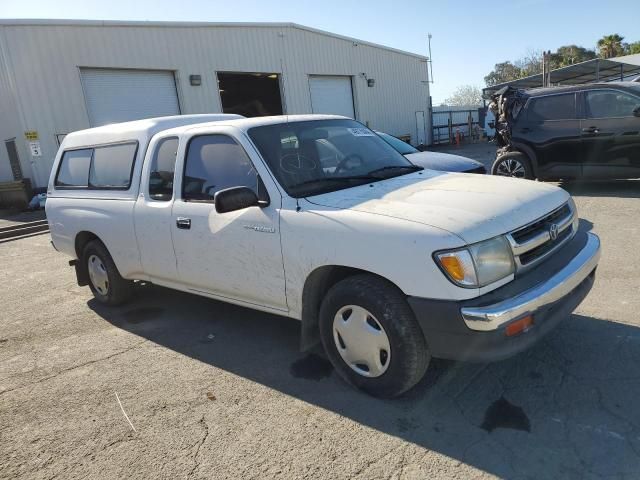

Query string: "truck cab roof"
[[157, 114, 350, 137]]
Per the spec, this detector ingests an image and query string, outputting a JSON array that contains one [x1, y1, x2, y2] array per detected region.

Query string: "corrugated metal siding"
[[0, 23, 430, 187], [0, 28, 29, 183]]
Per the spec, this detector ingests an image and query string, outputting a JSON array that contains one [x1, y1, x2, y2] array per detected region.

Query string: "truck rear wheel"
[[83, 240, 132, 306], [319, 274, 430, 398]]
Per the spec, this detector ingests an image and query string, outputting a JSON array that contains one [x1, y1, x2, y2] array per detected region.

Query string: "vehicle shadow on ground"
[[560, 179, 640, 199], [91, 288, 640, 478]]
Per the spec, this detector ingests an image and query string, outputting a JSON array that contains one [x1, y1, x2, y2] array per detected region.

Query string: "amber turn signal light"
[[505, 315, 534, 337]]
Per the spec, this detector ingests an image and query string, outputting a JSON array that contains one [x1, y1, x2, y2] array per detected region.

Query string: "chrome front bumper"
[[461, 232, 601, 331]]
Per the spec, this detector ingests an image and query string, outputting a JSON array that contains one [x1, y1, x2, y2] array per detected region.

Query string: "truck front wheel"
[[319, 274, 430, 398], [83, 240, 132, 306]]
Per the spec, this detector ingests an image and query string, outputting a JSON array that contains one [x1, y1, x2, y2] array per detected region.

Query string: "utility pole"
[[427, 34, 434, 83]]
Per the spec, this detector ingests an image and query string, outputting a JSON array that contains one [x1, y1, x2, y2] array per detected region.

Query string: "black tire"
[[319, 274, 430, 398], [492, 151, 534, 180], [83, 240, 132, 306]]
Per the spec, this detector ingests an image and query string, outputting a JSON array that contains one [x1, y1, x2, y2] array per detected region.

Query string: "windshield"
[[249, 119, 419, 197], [376, 131, 419, 155]]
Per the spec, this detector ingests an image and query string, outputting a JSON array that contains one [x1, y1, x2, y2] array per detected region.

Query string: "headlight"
[[435, 236, 515, 288]]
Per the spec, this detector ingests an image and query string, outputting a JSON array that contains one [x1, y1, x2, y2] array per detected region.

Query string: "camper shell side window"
[[54, 141, 139, 190]]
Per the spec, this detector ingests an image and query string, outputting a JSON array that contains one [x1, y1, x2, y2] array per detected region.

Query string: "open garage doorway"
[[217, 72, 283, 117]]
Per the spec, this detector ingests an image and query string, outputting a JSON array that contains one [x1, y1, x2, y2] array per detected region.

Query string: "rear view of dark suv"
[[490, 82, 640, 180]]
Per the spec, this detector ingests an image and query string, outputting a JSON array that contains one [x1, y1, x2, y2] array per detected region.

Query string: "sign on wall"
[[29, 141, 42, 157], [24, 131, 39, 141]]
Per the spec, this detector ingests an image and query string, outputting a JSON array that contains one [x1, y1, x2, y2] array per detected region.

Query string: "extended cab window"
[[149, 137, 179, 201], [89, 143, 137, 188], [586, 90, 640, 118], [528, 93, 575, 121], [55, 149, 92, 187], [183, 135, 257, 202]]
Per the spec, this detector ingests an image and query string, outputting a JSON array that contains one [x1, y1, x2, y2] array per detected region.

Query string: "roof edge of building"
[[0, 19, 428, 61]]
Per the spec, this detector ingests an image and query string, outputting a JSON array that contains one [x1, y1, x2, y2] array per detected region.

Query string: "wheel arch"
[[73, 231, 101, 286], [507, 142, 539, 178], [75, 231, 100, 260], [300, 265, 406, 352]]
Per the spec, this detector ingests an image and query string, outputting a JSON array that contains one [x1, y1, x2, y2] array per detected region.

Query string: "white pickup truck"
[[46, 114, 600, 397]]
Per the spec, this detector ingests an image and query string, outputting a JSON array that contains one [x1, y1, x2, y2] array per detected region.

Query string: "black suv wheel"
[[492, 152, 534, 180]]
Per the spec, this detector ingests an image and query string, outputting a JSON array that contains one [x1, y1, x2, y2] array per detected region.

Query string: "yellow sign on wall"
[[24, 131, 39, 141]]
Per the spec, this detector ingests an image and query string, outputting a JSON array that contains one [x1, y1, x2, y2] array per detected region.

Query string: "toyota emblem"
[[549, 223, 559, 241]]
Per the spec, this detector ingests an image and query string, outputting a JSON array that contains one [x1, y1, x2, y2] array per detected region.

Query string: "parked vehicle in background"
[[47, 114, 600, 398], [376, 131, 487, 173], [490, 82, 640, 180]]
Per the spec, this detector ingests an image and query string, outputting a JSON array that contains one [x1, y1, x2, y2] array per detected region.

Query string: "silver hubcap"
[[88, 254, 109, 296], [496, 158, 526, 178], [333, 305, 391, 378]]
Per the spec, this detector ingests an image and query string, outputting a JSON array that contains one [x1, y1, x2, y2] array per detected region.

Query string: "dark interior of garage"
[[217, 72, 283, 117]]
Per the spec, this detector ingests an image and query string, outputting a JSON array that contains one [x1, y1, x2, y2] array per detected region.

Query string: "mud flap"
[[69, 259, 89, 286]]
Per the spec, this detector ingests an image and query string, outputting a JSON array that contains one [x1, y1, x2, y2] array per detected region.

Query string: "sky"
[[2, 0, 639, 104]]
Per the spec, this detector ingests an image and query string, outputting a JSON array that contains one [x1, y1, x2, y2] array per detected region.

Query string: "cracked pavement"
[[2, 176, 640, 479]]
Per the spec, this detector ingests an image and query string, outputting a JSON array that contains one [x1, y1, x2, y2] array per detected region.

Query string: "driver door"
[[171, 127, 287, 312]]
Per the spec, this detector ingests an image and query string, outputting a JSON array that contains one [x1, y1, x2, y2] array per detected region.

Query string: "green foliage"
[[625, 41, 640, 55], [484, 35, 638, 87], [484, 62, 523, 87], [597, 34, 625, 58], [549, 45, 596, 68]]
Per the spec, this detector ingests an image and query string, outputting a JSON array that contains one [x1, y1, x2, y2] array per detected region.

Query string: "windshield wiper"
[[367, 165, 423, 177], [288, 175, 380, 196], [292, 175, 379, 189]]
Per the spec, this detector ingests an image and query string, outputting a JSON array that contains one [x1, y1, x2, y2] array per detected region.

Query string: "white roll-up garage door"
[[309, 76, 355, 118], [80, 69, 181, 127]]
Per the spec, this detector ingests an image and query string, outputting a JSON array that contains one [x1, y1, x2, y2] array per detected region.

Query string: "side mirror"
[[214, 186, 259, 213], [633, 106, 640, 117]]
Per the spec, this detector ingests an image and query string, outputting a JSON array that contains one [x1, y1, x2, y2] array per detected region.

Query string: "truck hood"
[[305, 171, 569, 244]]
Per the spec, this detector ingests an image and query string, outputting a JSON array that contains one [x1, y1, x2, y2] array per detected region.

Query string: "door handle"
[[176, 217, 191, 230], [519, 127, 531, 133], [582, 126, 599, 134]]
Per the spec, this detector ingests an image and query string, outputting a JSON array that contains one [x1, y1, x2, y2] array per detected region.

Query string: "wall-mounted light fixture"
[[189, 75, 202, 86], [360, 73, 375, 87]]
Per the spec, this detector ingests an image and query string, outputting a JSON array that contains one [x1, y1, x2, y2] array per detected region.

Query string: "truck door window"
[[528, 93, 575, 121], [149, 137, 179, 201], [183, 134, 257, 202], [586, 90, 640, 118]]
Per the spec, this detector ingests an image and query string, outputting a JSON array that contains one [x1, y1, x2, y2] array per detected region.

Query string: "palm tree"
[[597, 34, 625, 59]]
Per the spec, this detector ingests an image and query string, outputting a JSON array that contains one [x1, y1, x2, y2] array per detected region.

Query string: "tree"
[[597, 34, 625, 58], [443, 85, 483, 106], [484, 62, 523, 87], [625, 41, 640, 55], [515, 50, 543, 77], [549, 45, 596, 68]]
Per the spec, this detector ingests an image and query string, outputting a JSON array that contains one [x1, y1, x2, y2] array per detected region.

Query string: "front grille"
[[511, 204, 571, 244], [519, 225, 572, 265], [507, 202, 575, 271]]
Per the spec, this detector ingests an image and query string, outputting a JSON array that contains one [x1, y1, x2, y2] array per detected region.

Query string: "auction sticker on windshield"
[[348, 128, 374, 137]]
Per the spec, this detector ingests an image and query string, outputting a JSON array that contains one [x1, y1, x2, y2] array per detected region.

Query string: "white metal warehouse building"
[[0, 19, 431, 189]]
